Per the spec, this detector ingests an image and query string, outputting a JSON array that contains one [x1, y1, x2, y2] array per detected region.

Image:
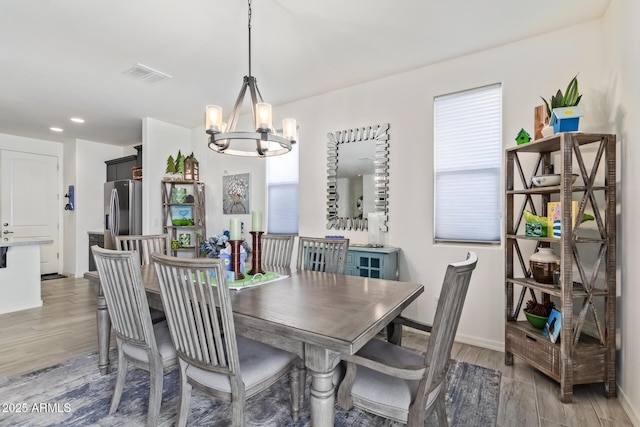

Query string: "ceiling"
[[0, 0, 611, 147]]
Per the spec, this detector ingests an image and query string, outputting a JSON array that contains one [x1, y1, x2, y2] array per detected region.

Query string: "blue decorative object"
[[551, 106, 583, 134]]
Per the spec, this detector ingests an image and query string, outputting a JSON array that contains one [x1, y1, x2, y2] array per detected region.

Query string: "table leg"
[[305, 344, 340, 427], [95, 282, 111, 375]]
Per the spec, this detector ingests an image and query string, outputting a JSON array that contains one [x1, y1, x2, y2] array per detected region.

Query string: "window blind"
[[434, 84, 502, 243], [266, 132, 299, 234]]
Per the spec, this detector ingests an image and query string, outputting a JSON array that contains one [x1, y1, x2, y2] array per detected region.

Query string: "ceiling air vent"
[[123, 63, 172, 83]]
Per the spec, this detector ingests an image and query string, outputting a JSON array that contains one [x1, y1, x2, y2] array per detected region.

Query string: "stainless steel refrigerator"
[[104, 180, 142, 249]]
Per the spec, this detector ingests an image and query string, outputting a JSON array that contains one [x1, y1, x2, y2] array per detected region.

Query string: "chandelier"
[[205, 0, 296, 157]]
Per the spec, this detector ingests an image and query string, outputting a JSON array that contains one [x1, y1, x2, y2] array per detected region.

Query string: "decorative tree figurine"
[[165, 155, 176, 173], [175, 150, 186, 175]]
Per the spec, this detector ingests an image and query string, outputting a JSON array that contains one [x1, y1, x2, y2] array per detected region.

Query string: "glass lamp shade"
[[206, 105, 223, 133], [283, 118, 297, 141], [255, 102, 273, 132]]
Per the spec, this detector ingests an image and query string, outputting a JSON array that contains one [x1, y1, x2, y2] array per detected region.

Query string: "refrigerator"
[[104, 180, 142, 249]]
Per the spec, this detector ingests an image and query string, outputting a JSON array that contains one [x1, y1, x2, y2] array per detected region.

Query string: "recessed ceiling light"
[[50, 127, 63, 132], [70, 117, 85, 123]]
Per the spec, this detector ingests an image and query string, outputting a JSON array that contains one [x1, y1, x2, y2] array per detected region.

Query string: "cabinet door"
[[356, 254, 384, 279]]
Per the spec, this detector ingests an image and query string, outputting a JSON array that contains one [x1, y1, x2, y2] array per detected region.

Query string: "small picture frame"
[[171, 206, 193, 226], [543, 308, 562, 343]]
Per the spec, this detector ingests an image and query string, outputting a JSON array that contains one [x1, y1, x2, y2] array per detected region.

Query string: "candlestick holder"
[[229, 240, 245, 280], [249, 231, 265, 275]]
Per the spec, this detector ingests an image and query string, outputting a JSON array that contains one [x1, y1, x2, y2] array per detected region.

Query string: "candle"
[[229, 218, 241, 240], [251, 211, 263, 232]]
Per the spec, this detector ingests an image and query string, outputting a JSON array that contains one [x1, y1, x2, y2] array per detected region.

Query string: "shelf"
[[504, 132, 616, 402], [506, 185, 608, 195], [506, 234, 606, 244], [162, 181, 206, 258], [506, 278, 607, 298]]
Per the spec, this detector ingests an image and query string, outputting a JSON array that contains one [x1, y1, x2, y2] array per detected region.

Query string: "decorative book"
[[547, 201, 579, 238], [543, 308, 561, 343]]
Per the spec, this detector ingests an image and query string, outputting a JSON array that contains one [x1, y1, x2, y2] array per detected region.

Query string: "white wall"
[[273, 20, 606, 351], [69, 140, 128, 275], [603, 0, 640, 423]]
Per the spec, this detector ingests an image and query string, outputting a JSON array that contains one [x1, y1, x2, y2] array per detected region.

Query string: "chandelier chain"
[[248, 0, 252, 77]]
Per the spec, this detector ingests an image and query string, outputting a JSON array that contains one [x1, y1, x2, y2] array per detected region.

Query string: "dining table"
[[84, 266, 423, 426]]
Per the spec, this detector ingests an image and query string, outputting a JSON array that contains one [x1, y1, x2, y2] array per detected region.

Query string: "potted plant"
[[523, 299, 556, 329], [540, 75, 583, 135]]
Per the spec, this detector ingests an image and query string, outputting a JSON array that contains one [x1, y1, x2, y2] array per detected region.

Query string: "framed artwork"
[[543, 308, 562, 344], [223, 173, 250, 214]]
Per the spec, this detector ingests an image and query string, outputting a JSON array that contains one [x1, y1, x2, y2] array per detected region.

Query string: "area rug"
[[0, 350, 500, 426], [40, 273, 66, 281]]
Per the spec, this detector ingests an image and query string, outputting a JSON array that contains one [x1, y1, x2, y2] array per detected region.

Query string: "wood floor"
[[0, 276, 633, 426]]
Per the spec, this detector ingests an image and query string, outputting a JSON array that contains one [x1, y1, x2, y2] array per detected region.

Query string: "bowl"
[[530, 260, 558, 284], [531, 174, 578, 187], [524, 310, 549, 330]]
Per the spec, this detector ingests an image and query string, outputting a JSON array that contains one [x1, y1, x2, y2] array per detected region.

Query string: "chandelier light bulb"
[[283, 118, 296, 141], [256, 102, 272, 131], [206, 105, 223, 133]]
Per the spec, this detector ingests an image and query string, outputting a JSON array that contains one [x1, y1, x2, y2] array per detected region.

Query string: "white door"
[[1, 150, 59, 275]]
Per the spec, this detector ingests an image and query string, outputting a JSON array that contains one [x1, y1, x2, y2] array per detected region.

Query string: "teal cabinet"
[[345, 246, 399, 280]]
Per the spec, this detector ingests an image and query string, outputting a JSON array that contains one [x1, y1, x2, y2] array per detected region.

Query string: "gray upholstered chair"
[[114, 234, 170, 265], [337, 252, 478, 427], [114, 234, 170, 324], [151, 254, 302, 427], [91, 246, 177, 427], [261, 234, 296, 268], [296, 236, 349, 274]]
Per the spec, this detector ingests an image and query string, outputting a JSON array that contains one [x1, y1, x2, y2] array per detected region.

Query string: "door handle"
[[2, 223, 8, 226], [3, 230, 14, 234]]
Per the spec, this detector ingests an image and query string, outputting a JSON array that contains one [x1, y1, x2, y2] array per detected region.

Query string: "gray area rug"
[[0, 350, 500, 426]]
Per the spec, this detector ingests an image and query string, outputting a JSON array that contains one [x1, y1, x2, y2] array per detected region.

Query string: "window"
[[266, 131, 299, 234], [434, 84, 502, 243]]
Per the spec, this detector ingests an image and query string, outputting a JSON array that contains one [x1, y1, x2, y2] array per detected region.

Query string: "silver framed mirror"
[[326, 123, 389, 231]]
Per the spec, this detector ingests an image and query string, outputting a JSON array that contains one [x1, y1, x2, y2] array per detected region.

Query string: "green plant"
[[540, 75, 582, 119]]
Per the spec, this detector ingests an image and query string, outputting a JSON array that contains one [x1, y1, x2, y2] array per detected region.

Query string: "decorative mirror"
[[326, 123, 389, 231]]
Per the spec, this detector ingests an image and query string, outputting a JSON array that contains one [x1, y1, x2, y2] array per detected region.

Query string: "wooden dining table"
[[84, 266, 423, 426]]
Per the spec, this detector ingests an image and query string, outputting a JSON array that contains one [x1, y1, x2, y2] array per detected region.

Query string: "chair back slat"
[[422, 252, 478, 396], [91, 246, 157, 349], [115, 234, 170, 265], [261, 234, 296, 268], [296, 237, 349, 274], [152, 254, 240, 375]]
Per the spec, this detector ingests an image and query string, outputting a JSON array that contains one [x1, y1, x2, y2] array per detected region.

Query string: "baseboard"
[[455, 333, 504, 352], [0, 300, 42, 315], [617, 386, 640, 427]]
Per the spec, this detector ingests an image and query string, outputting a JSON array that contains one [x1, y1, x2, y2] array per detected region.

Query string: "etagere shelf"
[[161, 180, 206, 257], [504, 132, 616, 403]]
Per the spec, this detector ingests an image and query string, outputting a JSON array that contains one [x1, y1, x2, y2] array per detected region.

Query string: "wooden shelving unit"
[[504, 132, 616, 402], [161, 180, 206, 258]]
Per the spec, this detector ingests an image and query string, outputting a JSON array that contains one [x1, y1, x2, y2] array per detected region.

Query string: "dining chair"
[[91, 246, 177, 427], [296, 236, 349, 274], [114, 234, 170, 265], [114, 234, 170, 324], [261, 234, 296, 268], [337, 252, 478, 427], [151, 253, 302, 427]]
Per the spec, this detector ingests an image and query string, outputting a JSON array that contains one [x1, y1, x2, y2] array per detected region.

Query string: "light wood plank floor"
[[0, 276, 632, 426]]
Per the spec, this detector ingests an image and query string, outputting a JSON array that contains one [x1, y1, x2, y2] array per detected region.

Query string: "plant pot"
[[524, 310, 548, 330], [529, 247, 560, 284]]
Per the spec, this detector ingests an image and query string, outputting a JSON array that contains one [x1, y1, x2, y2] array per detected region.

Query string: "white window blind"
[[266, 132, 299, 234], [434, 84, 502, 243]]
